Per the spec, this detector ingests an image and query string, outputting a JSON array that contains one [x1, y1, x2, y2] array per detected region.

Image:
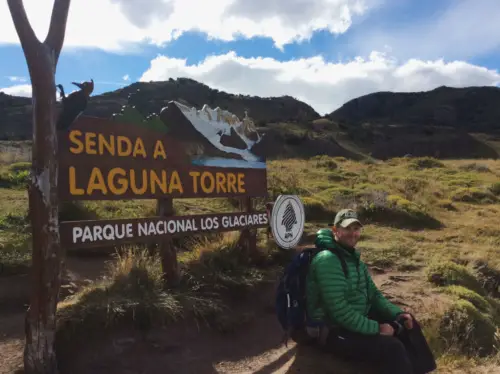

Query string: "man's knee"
[[380, 336, 413, 373], [381, 336, 407, 356]]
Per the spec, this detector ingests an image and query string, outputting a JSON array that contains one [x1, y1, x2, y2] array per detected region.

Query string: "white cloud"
[[140, 51, 500, 115], [6, 76, 27, 82], [353, 0, 500, 60], [0, 0, 147, 51], [123, 74, 130, 81], [109, 0, 174, 29], [221, 0, 371, 46], [0, 0, 371, 51], [0, 84, 32, 97]]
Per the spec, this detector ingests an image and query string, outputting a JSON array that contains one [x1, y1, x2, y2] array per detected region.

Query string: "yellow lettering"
[[189, 171, 201, 193], [69, 130, 84, 154], [216, 172, 227, 193], [68, 166, 84, 195], [133, 138, 147, 158], [130, 169, 148, 195], [237, 173, 246, 193], [87, 167, 107, 195], [85, 132, 97, 154], [153, 140, 167, 159], [169, 171, 183, 193], [200, 171, 215, 193], [69, 132, 154, 158], [117, 136, 132, 156], [72, 168, 192, 197], [227, 173, 237, 193], [151, 170, 167, 194], [108, 168, 128, 195], [98, 134, 115, 155]]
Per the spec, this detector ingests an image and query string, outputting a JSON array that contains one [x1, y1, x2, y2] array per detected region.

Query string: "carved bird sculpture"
[[56, 79, 94, 130]]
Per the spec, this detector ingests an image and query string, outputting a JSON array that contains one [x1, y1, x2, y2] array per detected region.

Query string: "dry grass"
[[56, 231, 288, 343], [0, 141, 31, 165], [1, 153, 500, 371]]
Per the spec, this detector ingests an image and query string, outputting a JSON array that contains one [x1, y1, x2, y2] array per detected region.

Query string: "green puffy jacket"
[[305, 229, 403, 335]]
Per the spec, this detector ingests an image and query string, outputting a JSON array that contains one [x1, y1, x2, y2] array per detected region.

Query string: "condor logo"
[[271, 195, 305, 249]]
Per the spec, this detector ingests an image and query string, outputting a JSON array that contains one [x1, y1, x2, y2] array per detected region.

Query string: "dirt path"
[[60, 308, 376, 374], [0, 261, 416, 374], [0, 255, 110, 374], [1, 258, 496, 374], [57, 274, 382, 374]]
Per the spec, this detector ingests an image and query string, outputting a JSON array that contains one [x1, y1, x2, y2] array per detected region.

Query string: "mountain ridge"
[[328, 85, 500, 132], [1, 79, 500, 160], [0, 77, 321, 141]]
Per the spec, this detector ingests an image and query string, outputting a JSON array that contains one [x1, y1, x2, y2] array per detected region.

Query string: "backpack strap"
[[304, 247, 348, 343], [315, 246, 348, 278], [328, 247, 348, 278]]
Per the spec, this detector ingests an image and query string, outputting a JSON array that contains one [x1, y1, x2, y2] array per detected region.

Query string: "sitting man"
[[305, 209, 436, 374]]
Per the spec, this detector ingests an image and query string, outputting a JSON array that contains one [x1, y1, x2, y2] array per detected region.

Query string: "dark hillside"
[[2, 81, 500, 160], [328, 85, 500, 132], [0, 78, 320, 140]]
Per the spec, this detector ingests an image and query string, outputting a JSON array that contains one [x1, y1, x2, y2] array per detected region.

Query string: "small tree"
[[7, 0, 71, 372]]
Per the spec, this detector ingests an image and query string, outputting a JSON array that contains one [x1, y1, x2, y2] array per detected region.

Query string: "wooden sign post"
[[7, 0, 70, 373], [57, 102, 269, 286]]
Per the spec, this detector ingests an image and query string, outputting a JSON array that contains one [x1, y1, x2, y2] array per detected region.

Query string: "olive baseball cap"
[[333, 209, 363, 228]]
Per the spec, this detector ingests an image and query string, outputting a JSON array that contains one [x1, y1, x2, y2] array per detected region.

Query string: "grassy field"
[[1, 143, 500, 371]]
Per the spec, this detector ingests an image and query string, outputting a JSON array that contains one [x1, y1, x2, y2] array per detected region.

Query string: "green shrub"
[[442, 285, 491, 313], [0, 213, 29, 232], [458, 163, 491, 173], [361, 157, 376, 165], [302, 196, 332, 221], [439, 299, 496, 356], [451, 188, 497, 204], [8, 162, 31, 173], [0, 168, 30, 188], [436, 199, 455, 210], [387, 194, 421, 214], [312, 155, 338, 169], [59, 201, 99, 222], [408, 157, 444, 170], [346, 189, 442, 230], [327, 172, 345, 182], [360, 243, 415, 269], [472, 260, 500, 298], [427, 261, 484, 295], [489, 182, 500, 196], [394, 176, 428, 198], [267, 170, 306, 199]]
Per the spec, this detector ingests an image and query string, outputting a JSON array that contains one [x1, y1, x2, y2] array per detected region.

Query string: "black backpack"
[[275, 246, 348, 346]]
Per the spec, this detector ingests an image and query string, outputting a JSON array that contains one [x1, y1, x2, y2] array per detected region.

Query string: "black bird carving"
[[56, 79, 94, 130]]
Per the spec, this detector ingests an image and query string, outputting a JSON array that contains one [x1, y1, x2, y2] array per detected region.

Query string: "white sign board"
[[270, 195, 305, 249]]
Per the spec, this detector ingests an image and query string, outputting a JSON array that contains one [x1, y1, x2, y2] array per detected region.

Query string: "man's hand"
[[379, 323, 395, 336], [398, 313, 414, 329]]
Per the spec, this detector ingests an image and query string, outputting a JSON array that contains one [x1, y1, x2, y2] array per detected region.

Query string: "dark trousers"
[[321, 318, 437, 374]]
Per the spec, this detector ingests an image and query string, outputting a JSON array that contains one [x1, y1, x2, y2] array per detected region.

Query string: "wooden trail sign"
[[60, 212, 269, 249], [57, 99, 269, 282], [57, 116, 268, 200]]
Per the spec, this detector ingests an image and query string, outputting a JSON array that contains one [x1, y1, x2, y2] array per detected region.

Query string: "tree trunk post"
[[7, 1, 71, 372]]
